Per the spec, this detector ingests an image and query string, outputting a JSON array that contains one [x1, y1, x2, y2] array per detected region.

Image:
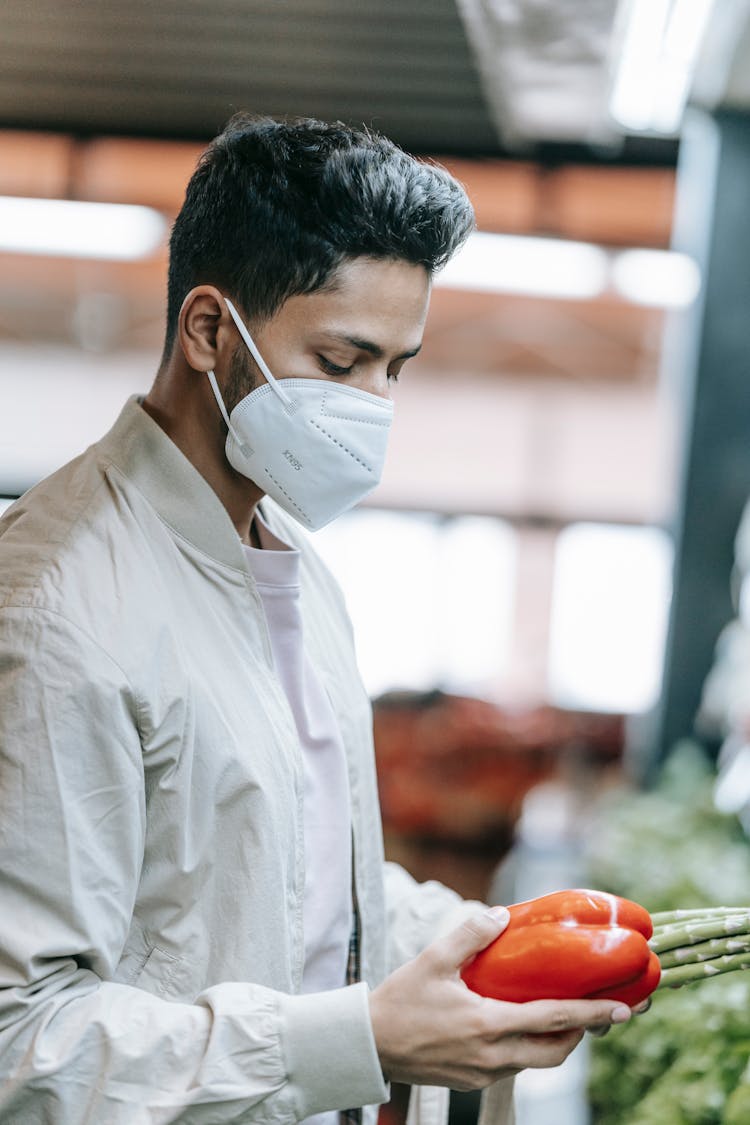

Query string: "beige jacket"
[[0, 397, 513, 1124]]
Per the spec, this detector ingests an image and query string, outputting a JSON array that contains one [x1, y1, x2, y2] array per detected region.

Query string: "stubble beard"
[[223, 344, 260, 419]]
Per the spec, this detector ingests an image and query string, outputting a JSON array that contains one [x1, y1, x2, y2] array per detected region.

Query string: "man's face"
[[225, 257, 431, 410]]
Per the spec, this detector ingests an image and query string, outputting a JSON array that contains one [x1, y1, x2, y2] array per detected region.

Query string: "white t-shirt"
[[243, 517, 353, 995]]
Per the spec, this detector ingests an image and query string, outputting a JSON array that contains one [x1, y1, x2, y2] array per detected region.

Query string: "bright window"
[[547, 522, 673, 713], [313, 509, 517, 699]]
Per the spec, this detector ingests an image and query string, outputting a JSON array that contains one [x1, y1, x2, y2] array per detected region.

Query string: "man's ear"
[[177, 286, 230, 372]]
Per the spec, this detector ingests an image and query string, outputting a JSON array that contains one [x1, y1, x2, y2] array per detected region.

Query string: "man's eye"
[[318, 355, 353, 376]]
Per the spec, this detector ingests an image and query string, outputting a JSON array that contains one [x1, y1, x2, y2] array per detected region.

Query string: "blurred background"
[[3, 1, 750, 1121]]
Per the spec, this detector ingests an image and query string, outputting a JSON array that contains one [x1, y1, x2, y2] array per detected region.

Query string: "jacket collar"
[[97, 396, 250, 571]]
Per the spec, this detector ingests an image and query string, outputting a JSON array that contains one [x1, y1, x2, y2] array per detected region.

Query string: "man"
[[0, 115, 632, 1124]]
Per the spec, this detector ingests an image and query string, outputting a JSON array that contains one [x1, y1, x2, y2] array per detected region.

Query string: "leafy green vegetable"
[[725, 1073, 750, 1125], [586, 742, 750, 1124], [589, 976, 750, 1125], [588, 742, 750, 915]]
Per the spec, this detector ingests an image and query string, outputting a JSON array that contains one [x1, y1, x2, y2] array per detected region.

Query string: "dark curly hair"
[[163, 113, 475, 356]]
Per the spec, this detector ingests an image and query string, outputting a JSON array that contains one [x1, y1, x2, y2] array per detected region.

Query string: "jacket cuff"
[[279, 982, 388, 1119]]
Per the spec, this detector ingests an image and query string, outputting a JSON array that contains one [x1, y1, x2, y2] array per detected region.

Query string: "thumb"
[[435, 906, 511, 972]]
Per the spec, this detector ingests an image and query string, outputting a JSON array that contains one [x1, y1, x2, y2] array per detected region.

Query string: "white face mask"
[[206, 298, 394, 532]]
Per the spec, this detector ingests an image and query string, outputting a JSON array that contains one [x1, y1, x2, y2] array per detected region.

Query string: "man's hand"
[[587, 995, 652, 1039], [368, 907, 633, 1092]]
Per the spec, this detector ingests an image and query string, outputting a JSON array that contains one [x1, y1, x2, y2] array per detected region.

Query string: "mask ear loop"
[[206, 369, 252, 456], [224, 297, 295, 411]]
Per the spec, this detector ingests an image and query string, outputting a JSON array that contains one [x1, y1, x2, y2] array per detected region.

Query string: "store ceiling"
[[3, 0, 750, 153], [4, 0, 743, 508], [0, 0, 497, 153], [1, 0, 749, 469], [0, 0, 714, 156], [4, 0, 750, 151]]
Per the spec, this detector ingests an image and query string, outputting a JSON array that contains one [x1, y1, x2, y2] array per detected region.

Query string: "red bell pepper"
[[461, 889, 661, 1008]]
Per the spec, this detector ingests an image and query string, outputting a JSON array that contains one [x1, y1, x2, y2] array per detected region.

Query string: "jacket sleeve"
[[0, 606, 387, 1124], [382, 861, 488, 973]]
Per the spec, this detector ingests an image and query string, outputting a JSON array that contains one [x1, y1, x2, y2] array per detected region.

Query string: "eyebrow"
[[325, 331, 422, 361]]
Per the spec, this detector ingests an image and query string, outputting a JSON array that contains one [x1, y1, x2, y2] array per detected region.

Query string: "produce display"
[[372, 690, 623, 844], [586, 742, 750, 1124], [462, 889, 660, 1006], [590, 977, 750, 1125]]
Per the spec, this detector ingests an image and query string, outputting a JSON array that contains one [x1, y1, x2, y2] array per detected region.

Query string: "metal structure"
[[0, 0, 495, 151]]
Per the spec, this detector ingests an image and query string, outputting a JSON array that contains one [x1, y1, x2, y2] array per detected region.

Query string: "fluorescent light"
[[436, 231, 609, 300], [652, 0, 716, 132], [0, 196, 167, 260], [611, 248, 701, 307], [610, 0, 672, 133], [435, 231, 700, 309], [609, 0, 718, 135], [0, 195, 699, 310]]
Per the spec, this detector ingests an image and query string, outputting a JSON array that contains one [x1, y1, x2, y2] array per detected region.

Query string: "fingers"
[[588, 995, 651, 1037], [514, 1028, 585, 1070], [429, 907, 511, 972], [484, 996, 632, 1037]]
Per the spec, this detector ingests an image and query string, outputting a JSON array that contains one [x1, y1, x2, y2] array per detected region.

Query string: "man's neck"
[[141, 378, 263, 546]]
